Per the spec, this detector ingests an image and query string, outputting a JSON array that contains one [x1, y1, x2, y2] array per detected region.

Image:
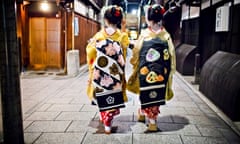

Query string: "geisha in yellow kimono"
[[86, 5, 129, 134], [127, 4, 176, 133]]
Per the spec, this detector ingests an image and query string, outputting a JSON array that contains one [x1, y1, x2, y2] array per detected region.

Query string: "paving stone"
[[80, 104, 98, 112], [34, 132, 85, 144], [47, 104, 83, 112], [130, 122, 148, 133], [173, 115, 226, 126], [198, 104, 216, 114], [25, 112, 60, 120], [70, 97, 90, 104], [114, 113, 134, 122], [23, 113, 31, 121], [23, 120, 33, 130], [25, 121, 71, 132], [82, 132, 132, 144], [36, 104, 52, 111], [184, 107, 205, 116], [56, 112, 96, 120], [47, 98, 73, 104], [174, 95, 193, 102], [112, 121, 136, 133], [168, 101, 198, 108], [160, 123, 201, 136], [22, 100, 39, 114], [160, 107, 187, 115], [190, 96, 205, 104], [56, 92, 81, 98], [181, 135, 229, 144], [171, 115, 190, 124], [67, 120, 96, 133], [93, 113, 102, 121], [158, 115, 174, 123], [24, 132, 41, 144], [173, 91, 189, 97], [197, 125, 222, 137], [133, 134, 182, 144]]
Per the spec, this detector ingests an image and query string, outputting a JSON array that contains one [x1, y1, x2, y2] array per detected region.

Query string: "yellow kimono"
[[86, 29, 130, 102], [127, 28, 176, 101]]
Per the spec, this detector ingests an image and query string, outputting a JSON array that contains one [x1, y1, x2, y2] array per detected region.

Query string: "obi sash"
[[138, 37, 171, 108], [92, 38, 125, 111]]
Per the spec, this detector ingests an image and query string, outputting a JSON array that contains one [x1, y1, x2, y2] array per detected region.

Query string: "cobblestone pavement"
[[21, 56, 240, 144]]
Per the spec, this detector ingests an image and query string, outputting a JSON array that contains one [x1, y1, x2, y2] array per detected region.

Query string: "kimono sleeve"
[[120, 32, 130, 60]]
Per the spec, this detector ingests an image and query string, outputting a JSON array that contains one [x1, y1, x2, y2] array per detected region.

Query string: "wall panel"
[[74, 14, 100, 65]]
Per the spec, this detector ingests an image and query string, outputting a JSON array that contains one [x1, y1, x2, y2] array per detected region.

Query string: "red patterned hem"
[[100, 109, 120, 126], [142, 106, 160, 120]]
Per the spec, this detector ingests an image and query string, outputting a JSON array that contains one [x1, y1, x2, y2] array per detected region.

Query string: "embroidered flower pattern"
[[105, 43, 116, 56], [100, 74, 114, 87], [106, 96, 115, 104], [109, 63, 119, 75], [146, 48, 160, 62]]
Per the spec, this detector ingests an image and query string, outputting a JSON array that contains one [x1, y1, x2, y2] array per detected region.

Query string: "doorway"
[[29, 17, 61, 70]]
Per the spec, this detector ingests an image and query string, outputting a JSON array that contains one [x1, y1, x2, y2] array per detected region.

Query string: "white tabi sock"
[[105, 126, 111, 132], [149, 119, 156, 124]]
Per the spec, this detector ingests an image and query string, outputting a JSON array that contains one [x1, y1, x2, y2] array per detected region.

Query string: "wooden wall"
[[182, 1, 240, 67], [17, 4, 30, 70], [181, 18, 200, 46], [74, 14, 100, 65], [230, 4, 240, 54], [199, 2, 240, 67]]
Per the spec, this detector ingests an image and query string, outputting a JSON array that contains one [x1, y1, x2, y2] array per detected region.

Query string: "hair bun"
[[147, 4, 165, 23], [104, 5, 123, 25]]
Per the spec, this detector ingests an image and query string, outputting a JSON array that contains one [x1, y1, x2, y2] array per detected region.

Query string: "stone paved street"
[[20, 56, 240, 144]]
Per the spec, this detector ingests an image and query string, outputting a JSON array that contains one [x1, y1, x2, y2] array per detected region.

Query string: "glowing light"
[[131, 9, 137, 15], [40, 2, 50, 11], [23, 0, 30, 6]]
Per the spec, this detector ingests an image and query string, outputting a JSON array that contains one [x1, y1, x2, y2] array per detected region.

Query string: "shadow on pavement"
[[88, 115, 189, 134]]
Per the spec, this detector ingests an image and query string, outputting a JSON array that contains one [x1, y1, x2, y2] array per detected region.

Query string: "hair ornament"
[[160, 7, 166, 15], [114, 7, 121, 17]]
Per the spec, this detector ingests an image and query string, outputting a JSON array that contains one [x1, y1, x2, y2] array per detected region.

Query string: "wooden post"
[[0, 0, 24, 143]]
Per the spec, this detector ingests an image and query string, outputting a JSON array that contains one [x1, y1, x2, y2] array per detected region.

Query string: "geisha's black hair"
[[147, 4, 165, 23], [104, 5, 123, 25]]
